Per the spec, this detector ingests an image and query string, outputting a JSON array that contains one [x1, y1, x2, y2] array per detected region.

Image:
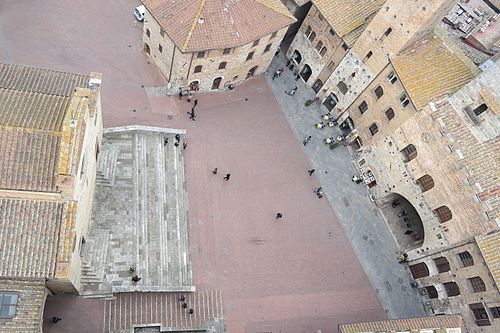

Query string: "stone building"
[[313, 0, 459, 116], [141, 0, 295, 94], [285, 0, 386, 95], [339, 314, 465, 333], [0, 64, 103, 332], [340, 46, 499, 332]]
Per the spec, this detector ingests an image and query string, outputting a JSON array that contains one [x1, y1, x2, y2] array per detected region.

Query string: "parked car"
[[134, 5, 145, 21]]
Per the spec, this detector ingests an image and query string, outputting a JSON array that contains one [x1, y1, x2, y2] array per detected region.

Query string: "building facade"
[[0, 63, 103, 332], [141, 0, 295, 94]]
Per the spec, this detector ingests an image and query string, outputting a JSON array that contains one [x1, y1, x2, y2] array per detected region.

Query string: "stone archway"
[[300, 64, 312, 82], [378, 193, 424, 251], [211, 77, 222, 90]]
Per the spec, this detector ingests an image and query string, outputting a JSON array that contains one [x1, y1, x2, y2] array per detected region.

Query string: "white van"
[[134, 5, 145, 21]]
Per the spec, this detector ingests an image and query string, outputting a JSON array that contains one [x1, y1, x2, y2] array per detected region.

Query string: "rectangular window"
[[252, 39, 260, 47], [342, 43, 348, 50], [246, 51, 254, 61], [329, 29, 335, 37], [369, 123, 379, 136], [0, 293, 18, 318], [160, 28, 165, 37], [158, 44, 163, 53], [358, 101, 368, 114], [223, 48, 231, 55], [490, 307, 500, 318], [270, 31, 277, 39], [263, 43, 272, 53], [387, 71, 398, 84], [318, 12, 324, 21], [197, 51, 205, 58]]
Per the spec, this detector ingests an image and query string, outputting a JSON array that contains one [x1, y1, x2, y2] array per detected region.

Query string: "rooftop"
[[142, 0, 295, 52], [339, 315, 464, 333], [392, 34, 479, 110], [313, 0, 386, 46], [476, 231, 500, 291]]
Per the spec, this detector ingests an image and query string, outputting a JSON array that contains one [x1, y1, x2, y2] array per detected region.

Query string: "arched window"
[[218, 62, 227, 70], [315, 41, 323, 52], [467, 277, 486, 293], [458, 251, 474, 267], [308, 31, 316, 42], [194, 65, 202, 73], [417, 174, 434, 192], [444, 282, 460, 297], [425, 286, 438, 299], [385, 107, 395, 121], [434, 206, 452, 223], [374, 85, 384, 99], [401, 144, 417, 162], [434, 257, 450, 273], [410, 262, 429, 279], [319, 47, 327, 57], [305, 25, 311, 37], [369, 123, 379, 136], [146, 29, 151, 38]]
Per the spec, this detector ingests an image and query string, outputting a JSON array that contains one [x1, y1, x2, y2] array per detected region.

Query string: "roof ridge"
[[182, 0, 207, 52]]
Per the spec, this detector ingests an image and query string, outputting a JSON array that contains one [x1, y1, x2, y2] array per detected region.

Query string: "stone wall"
[[409, 240, 500, 333], [143, 8, 288, 95]]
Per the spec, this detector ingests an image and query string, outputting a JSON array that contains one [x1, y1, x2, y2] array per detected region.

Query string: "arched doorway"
[[211, 77, 222, 90], [300, 64, 312, 82], [291, 50, 302, 65], [378, 193, 424, 250], [144, 43, 151, 55], [312, 79, 323, 93], [189, 80, 199, 91], [246, 66, 258, 79]]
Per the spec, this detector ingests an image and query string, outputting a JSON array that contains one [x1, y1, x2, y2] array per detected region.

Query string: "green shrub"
[[305, 99, 313, 107]]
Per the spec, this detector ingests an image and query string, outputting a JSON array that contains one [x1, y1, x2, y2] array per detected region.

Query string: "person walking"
[[193, 99, 198, 107], [183, 141, 187, 150], [189, 309, 194, 315], [308, 169, 315, 176], [179, 295, 186, 302], [212, 168, 218, 175], [163, 138, 168, 146], [52, 317, 62, 324], [289, 85, 297, 96], [223, 173, 231, 181], [178, 91, 183, 100], [182, 302, 188, 309], [175, 134, 181, 142], [303, 135, 312, 146], [187, 93, 193, 103], [276, 212, 283, 220], [189, 111, 196, 121], [272, 70, 280, 80]]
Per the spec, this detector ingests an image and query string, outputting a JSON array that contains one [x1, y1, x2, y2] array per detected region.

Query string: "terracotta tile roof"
[[0, 278, 46, 333], [0, 63, 89, 97], [313, 0, 387, 46], [142, 0, 295, 52], [0, 127, 61, 192], [339, 315, 464, 333], [476, 231, 500, 291], [0, 198, 67, 278], [392, 35, 479, 110]]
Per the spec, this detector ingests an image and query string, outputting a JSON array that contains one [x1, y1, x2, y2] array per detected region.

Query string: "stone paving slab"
[[266, 54, 427, 319]]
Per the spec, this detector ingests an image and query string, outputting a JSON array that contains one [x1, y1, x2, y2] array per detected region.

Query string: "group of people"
[[179, 295, 195, 315], [179, 89, 199, 121]]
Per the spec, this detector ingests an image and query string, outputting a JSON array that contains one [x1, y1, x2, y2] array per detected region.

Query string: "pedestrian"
[[178, 90, 183, 100], [179, 295, 186, 302], [275, 48, 280, 57], [129, 266, 136, 274], [308, 169, 315, 176], [212, 168, 218, 175], [182, 302, 188, 309], [175, 134, 181, 142], [189, 309, 194, 315], [404, 230, 413, 235], [132, 275, 142, 283], [272, 70, 279, 80], [174, 142, 179, 147], [391, 200, 400, 208], [295, 73, 300, 81], [187, 93, 193, 103], [288, 85, 297, 96], [189, 111, 196, 121], [397, 210, 408, 217], [183, 141, 187, 150], [193, 99, 198, 107], [52, 317, 62, 323], [223, 173, 230, 181], [278, 67, 284, 76], [276, 212, 283, 219], [303, 135, 312, 146], [286, 59, 292, 67], [163, 138, 168, 146]]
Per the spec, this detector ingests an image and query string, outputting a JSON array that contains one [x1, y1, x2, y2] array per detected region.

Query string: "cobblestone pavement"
[[266, 54, 427, 319]]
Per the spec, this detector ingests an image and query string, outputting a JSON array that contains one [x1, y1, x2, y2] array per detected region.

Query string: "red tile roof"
[[142, 0, 296, 52]]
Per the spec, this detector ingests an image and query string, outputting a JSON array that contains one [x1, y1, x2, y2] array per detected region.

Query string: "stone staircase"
[[96, 145, 118, 186], [80, 229, 113, 298], [103, 290, 224, 333]]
